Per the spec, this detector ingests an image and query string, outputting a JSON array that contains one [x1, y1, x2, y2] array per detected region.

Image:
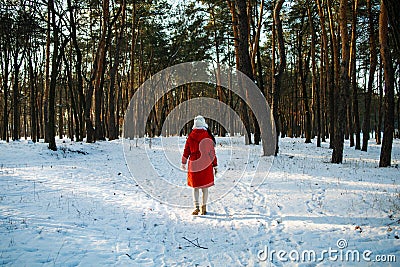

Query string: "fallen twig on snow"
[[182, 237, 208, 249]]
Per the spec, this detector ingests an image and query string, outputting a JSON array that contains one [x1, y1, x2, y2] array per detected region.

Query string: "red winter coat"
[[182, 129, 217, 188]]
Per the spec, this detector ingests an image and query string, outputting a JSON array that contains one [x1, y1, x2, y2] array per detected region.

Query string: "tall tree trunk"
[[350, 0, 360, 149], [85, 73, 96, 142], [254, 2, 265, 102], [297, 11, 312, 144], [66, 89, 73, 139], [48, 22, 69, 150], [210, 3, 227, 137], [12, 43, 21, 141], [379, 0, 395, 167], [129, 0, 138, 104], [47, 0, 58, 151], [23, 100, 27, 139], [328, 2, 340, 151], [44, 3, 51, 143], [317, 0, 334, 148], [377, 60, 383, 145], [67, 0, 85, 141], [294, 75, 299, 137], [85, 7, 107, 143], [249, 0, 264, 76], [328, 0, 341, 152], [271, 8, 278, 142], [46, 4, 68, 150], [249, 1, 264, 145], [250, 0, 263, 145], [64, 54, 80, 141], [362, 0, 377, 152], [383, 0, 400, 55], [272, 0, 286, 155], [94, 0, 110, 141], [228, 0, 253, 144], [346, 91, 354, 147], [237, 0, 254, 145], [58, 81, 63, 139], [307, 0, 321, 147], [28, 55, 37, 143], [320, 44, 326, 143], [2, 49, 10, 141], [108, 0, 126, 140], [332, 0, 350, 163]]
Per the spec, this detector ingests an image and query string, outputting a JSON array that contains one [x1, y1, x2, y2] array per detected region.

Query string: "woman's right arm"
[[182, 137, 191, 164]]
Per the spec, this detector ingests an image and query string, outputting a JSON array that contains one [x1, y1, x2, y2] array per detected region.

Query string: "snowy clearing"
[[0, 137, 399, 266]]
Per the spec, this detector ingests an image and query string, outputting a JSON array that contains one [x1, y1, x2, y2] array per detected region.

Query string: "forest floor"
[[0, 136, 399, 266]]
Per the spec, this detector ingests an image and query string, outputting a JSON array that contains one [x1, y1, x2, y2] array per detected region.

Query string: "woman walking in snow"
[[181, 115, 217, 215]]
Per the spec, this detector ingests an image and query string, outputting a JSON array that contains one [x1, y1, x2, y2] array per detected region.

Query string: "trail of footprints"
[[306, 186, 326, 214]]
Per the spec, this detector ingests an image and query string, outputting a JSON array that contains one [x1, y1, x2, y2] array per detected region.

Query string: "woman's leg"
[[193, 188, 200, 208], [201, 188, 209, 206], [201, 188, 209, 215], [192, 188, 200, 215]]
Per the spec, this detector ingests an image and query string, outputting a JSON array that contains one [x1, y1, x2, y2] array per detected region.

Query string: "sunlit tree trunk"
[[379, 0, 395, 167]]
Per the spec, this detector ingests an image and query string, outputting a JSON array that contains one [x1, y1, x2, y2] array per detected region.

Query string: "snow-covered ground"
[[0, 136, 399, 266]]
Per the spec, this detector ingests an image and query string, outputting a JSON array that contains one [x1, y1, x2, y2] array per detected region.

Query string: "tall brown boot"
[[192, 206, 200, 215], [200, 205, 207, 215]]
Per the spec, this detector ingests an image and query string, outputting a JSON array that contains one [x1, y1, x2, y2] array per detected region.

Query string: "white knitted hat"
[[193, 115, 208, 129]]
